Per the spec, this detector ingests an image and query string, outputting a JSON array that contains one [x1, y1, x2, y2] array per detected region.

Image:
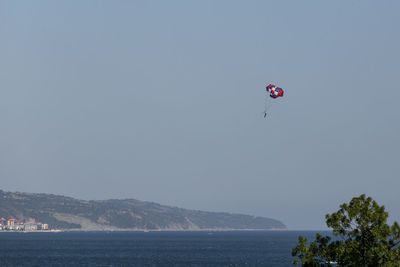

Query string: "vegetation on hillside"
[[0, 190, 286, 230]]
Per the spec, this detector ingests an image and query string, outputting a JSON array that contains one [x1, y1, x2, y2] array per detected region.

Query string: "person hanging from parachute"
[[264, 84, 284, 117]]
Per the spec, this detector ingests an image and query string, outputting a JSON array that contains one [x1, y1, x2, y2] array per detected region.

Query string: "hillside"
[[0, 190, 286, 230]]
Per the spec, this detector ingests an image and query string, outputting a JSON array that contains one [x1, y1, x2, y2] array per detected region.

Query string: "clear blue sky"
[[1, 0, 399, 229]]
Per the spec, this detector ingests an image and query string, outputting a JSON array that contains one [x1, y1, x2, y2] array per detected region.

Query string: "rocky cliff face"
[[0, 190, 286, 230]]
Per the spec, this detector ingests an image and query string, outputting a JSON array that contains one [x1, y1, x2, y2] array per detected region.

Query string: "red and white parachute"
[[266, 84, 284, 99], [264, 84, 284, 117]]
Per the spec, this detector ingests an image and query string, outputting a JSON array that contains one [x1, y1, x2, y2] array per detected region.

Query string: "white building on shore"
[[0, 217, 50, 231]]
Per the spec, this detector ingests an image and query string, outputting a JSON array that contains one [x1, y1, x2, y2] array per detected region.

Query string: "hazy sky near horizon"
[[1, 1, 399, 229]]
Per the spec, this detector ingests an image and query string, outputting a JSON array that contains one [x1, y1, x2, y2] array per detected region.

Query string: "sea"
[[0, 230, 325, 266]]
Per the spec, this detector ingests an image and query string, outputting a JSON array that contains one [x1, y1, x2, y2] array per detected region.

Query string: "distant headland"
[[0, 189, 286, 231]]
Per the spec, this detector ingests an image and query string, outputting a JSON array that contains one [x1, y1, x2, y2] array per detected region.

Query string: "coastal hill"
[[0, 190, 286, 230]]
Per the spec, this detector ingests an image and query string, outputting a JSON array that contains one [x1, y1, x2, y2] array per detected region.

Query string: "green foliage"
[[292, 195, 400, 266]]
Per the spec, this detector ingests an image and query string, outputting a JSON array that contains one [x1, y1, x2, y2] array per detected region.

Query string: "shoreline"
[[0, 228, 288, 233], [0, 230, 62, 233], [0, 229, 290, 235], [64, 228, 289, 232]]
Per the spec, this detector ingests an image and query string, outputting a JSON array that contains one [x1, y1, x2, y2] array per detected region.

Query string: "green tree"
[[292, 194, 400, 266]]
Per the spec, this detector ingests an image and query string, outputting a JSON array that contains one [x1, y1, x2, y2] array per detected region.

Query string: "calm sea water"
[[0, 231, 324, 266]]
